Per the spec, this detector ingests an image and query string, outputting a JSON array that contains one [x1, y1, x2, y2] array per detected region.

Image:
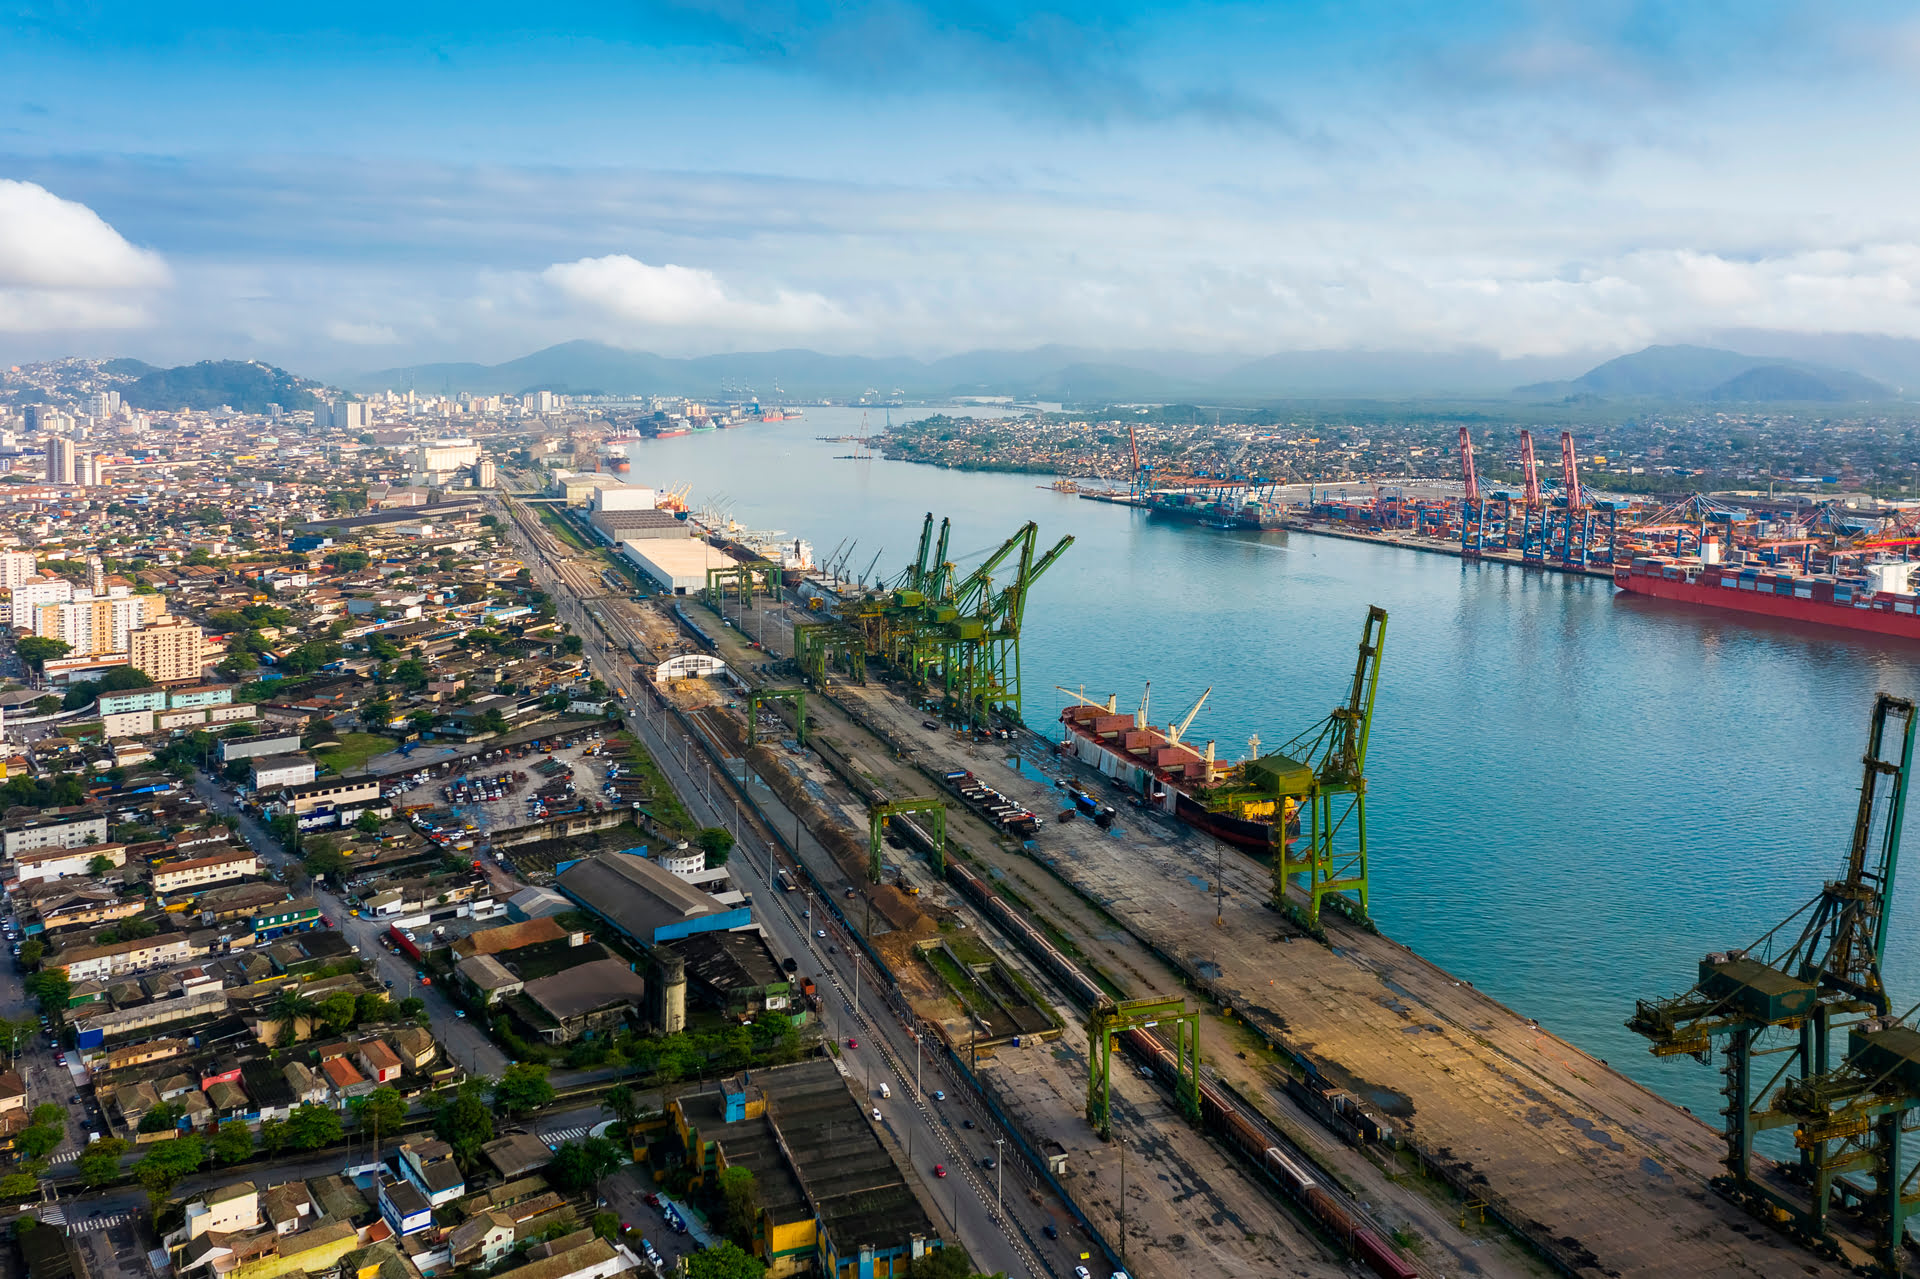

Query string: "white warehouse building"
[[620, 541, 740, 594]]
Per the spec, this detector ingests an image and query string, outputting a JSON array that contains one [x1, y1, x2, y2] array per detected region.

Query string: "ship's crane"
[[1167, 687, 1211, 747], [1630, 694, 1915, 1250]]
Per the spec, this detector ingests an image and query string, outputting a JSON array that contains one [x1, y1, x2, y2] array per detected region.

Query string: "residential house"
[[13, 840, 126, 885], [448, 1212, 517, 1270], [320, 1055, 372, 1100], [377, 1178, 433, 1238], [398, 1138, 465, 1207], [357, 1039, 402, 1085], [488, 1238, 634, 1279]]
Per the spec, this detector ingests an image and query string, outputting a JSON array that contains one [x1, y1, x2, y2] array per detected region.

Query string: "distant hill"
[[1518, 344, 1896, 402], [350, 340, 1597, 401], [122, 360, 325, 413]]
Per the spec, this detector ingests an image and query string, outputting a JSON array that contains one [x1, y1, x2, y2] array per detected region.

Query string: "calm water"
[[628, 407, 1920, 1118]]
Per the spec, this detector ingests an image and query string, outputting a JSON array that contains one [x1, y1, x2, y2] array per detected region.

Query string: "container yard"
[[1082, 425, 1920, 637]]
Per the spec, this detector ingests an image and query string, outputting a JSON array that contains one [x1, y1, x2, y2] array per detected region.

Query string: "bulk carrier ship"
[[1615, 553, 1920, 640], [1058, 688, 1303, 853]]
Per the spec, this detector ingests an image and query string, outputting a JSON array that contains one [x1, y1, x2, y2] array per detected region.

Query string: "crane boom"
[[1560, 431, 1583, 510], [1519, 430, 1543, 508], [1169, 687, 1211, 745], [1458, 427, 1480, 505]]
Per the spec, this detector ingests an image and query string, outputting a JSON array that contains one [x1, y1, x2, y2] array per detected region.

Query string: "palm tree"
[[600, 1084, 640, 1130], [271, 988, 318, 1047]]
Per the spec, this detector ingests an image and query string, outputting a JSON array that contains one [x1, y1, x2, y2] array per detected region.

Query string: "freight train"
[[936, 853, 1420, 1279]]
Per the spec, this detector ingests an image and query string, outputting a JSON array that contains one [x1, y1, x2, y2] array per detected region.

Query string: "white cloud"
[[540, 255, 846, 335], [0, 180, 168, 332]]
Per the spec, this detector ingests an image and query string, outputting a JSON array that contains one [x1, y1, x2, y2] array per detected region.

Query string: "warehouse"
[[619, 540, 740, 595]]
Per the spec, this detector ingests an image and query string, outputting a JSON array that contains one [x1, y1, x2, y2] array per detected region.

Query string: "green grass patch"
[[538, 507, 590, 552], [315, 732, 393, 774], [612, 732, 693, 836]]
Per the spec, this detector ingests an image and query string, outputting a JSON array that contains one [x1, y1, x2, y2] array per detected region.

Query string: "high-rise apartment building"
[[10, 576, 73, 627], [0, 551, 38, 591], [128, 618, 204, 684], [315, 400, 369, 431], [472, 458, 497, 489], [35, 594, 166, 657], [46, 436, 78, 484]]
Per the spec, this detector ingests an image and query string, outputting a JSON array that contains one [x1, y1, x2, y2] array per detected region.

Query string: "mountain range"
[[1515, 344, 1894, 402], [345, 336, 1916, 404], [345, 340, 1598, 402]]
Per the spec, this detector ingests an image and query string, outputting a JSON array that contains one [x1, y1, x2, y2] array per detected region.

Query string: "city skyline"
[[5, 3, 1920, 373]]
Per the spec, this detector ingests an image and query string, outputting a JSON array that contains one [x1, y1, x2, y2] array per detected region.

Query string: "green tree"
[[683, 1242, 766, 1279], [600, 1083, 643, 1131], [118, 916, 156, 940], [398, 996, 427, 1019], [392, 659, 429, 689], [218, 650, 260, 677], [434, 1083, 495, 1165], [30, 696, 59, 716], [317, 990, 358, 1034], [26, 968, 69, 1018], [16, 637, 70, 672], [0, 1172, 38, 1199], [355, 1086, 407, 1139], [258, 1118, 290, 1155], [561, 633, 584, 655], [475, 708, 509, 734], [138, 1102, 184, 1135], [133, 1134, 206, 1211], [590, 1211, 621, 1241], [86, 854, 116, 877], [360, 697, 392, 731], [17, 939, 43, 968], [548, 1136, 624, 1193], [716, 1165, 760, 1248], [493, 1063, 554, 1116], [408, 710, 437, 734], [354, 810, 383, 834], [212, 1119, 254, 1165], [286, 1103, 342, 1150], [98, 666, 155, 692], [695, 827, 735, 868], [76, 1136, 128, 1187], [355, 992, 392, 1023], [303, 845, 348, 878]]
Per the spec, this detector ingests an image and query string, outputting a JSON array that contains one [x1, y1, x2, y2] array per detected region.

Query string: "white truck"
[[878, 1082, 891, 1098]]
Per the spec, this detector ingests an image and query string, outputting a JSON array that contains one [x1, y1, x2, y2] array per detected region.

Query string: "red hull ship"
[[1616, 555, 1920, 640]]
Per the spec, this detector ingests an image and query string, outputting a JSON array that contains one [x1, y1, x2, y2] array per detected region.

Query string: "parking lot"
[[386, 728, 620, 850]]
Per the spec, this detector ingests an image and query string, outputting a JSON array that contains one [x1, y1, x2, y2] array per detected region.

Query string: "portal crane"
[[1267, 606, 1388, 932], [1166, 687, 1211, 747], [1629, 694, 1915, 1244]]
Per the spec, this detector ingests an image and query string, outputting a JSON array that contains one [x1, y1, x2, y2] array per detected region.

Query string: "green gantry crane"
[[1242, 605, 1387, 932], [1630, 693, 1914, 1261], [845, 514, 1071, 728]]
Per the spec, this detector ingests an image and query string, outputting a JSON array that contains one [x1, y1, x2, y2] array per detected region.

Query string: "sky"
[[5, 1, 1920, 376]]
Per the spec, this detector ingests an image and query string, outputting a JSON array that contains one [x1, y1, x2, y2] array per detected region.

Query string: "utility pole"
[[1118, 1133, 1127, 1262], [915, 1027, 923, 1101], [994, 1137, 1005, 1221]]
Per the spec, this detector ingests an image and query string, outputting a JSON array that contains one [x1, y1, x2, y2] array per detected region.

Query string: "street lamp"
[[994, 1137, 1005, 1221], [1117, 1133, 1127, 1262]]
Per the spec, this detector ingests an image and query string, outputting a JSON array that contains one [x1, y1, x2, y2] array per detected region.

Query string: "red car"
[[847, 1038, 858, 1049], [933, 1164, 946, 1178], [319, 914, 334, 927]]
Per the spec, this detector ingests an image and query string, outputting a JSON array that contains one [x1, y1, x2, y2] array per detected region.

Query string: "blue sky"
[[2, 1, 1919, 373]]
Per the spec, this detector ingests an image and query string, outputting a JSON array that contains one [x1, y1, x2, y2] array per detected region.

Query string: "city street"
[[190, 776, 510, 1076]]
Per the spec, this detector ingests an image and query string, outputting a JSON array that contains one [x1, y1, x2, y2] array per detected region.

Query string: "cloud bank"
[[0, 179, 168, 332]]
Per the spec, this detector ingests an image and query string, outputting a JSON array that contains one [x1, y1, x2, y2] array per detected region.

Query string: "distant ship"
[[1616, 553, 1920, 640]]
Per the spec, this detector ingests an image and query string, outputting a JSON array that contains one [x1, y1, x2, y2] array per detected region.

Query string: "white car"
[[815, 929, 826, 938], [871, 1107, 881, 1121], [1074, 1269, 1091, 1279]]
